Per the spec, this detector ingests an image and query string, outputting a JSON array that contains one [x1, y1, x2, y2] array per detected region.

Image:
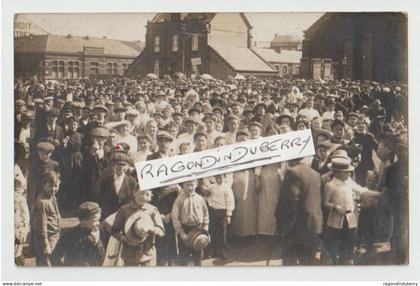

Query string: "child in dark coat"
[[51, 202, 104, 266]]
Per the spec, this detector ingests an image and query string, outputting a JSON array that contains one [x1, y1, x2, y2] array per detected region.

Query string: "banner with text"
[[135, 129, 315, 190]]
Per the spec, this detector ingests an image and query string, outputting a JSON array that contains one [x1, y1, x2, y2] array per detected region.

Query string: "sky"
[[23, 12, 324, 43]]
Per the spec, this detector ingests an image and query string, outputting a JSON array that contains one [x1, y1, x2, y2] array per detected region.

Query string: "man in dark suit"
[[266, 95, 286, 115], [81, 127, 111, 203], [275, 157, 323, 265], [97, 150, 136, 221]]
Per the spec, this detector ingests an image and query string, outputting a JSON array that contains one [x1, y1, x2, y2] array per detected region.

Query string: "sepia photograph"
[[12, 12, 409, 268]]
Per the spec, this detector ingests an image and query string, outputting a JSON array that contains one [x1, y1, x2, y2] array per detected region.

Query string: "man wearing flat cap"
[[57, 116, 84, 215], [51, 202, 104, 266], [97, 149, 137, 221], [144, 131, 179, 266], [81, 127, 112, 202]]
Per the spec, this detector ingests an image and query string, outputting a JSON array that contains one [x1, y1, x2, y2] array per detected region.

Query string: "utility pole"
[[181, 23, 186, 73]]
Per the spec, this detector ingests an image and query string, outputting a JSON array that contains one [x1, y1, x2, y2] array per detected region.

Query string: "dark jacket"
[[51, 225, 104, 266], [97, 171, 137, 220], [81, 149, 111, 203], [275, 162, 323, 249]]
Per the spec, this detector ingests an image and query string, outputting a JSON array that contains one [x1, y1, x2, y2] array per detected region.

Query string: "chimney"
[[84, 35, 90, 40], [66, 34, 72, 38]]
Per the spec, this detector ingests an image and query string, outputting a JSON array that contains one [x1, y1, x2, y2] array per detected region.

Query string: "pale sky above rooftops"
[[23, 12, 323, 43]]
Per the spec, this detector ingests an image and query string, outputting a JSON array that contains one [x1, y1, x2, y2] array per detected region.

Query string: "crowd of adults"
[[14, 73, 408, 266]]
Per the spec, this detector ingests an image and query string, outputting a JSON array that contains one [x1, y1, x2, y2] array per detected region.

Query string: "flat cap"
[[248, 121, 262, 128], [22, 111, 35, 120], [91, 127, 110, 138], [348, 112, 360, 119], [126, 109, 140, 117], [76, 202, 101, 220], [153, 112, 164, 118], [226, 114, 240, 122], [15, 99, 25, 106], [94, 104, 108, 113], [46, 109, 60, 117], [156, 131, 174, 142], [36, 141, 55, 152], [194, 132, 208, 141], [184, 116, 199, 125], [236, 129, 250, 137]]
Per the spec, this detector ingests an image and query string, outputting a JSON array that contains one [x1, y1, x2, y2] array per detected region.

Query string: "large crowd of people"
[[14, 74, 408, 266]]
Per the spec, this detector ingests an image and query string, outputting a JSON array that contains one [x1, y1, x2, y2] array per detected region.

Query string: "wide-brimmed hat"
[[186, 228, 210, 251], [124, 212, 154, 246], [106, 120, 131, 130], [327, 155, 355, 172]]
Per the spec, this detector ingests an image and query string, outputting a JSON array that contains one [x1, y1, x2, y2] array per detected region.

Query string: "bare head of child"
[[366, 170, 379, 190], [182, 180, 197, 195], [214, 136, 226, 148], [133, 185, 153, 207], [179, 142, 191, 155], [41, 171, 60, 197]]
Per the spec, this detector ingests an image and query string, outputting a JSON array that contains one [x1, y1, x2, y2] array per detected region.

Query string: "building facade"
[[127, 13, 276, 79], [15, 34, 143, 79], [270, 34, 302, 52], [301, 12, 408, 82], [253, 48, 301, 78]]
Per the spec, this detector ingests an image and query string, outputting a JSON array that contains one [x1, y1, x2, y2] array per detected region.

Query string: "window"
[[113, 63, 118, 74], [122, 63, 128, 73], [192, 34, 199, 51], [67, 61, 73, 78], [107, 63, 112, 74], [283, 66, 288, 75], [58, 61, 65, 78], [90, 62, 99, 75], [274, 65, 280, 71], [172, 34, 179, 52], [52, 60, 58, 78], [154, 36, 160, 53], [73, 62, 80, 78]]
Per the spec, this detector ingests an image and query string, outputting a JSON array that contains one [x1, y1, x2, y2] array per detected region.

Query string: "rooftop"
[[209, 43, 276, 73], [15, 34, 143, 58], [271, 34, 302, 44], [253, 48, 302, 64]]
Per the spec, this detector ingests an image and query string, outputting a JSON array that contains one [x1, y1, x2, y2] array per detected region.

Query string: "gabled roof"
[[303, 12, 330, 38], [150, 13, 252, 28], [15, 35, 143, 58], [271, 34, 301, 44], [253, 48, 302, 64], [209, 43, 276, 73]]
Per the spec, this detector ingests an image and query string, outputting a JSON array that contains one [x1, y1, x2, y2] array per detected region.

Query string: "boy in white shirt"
[[323, 155, 381, 265], [204, 174, 235, 258]]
